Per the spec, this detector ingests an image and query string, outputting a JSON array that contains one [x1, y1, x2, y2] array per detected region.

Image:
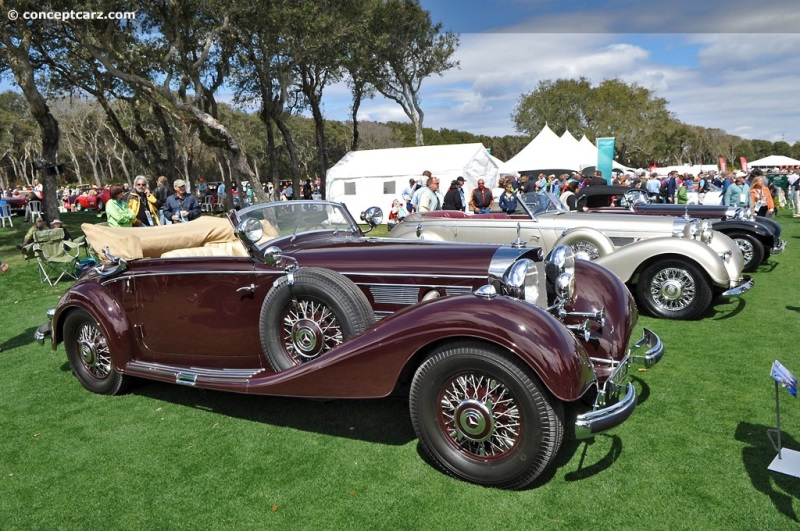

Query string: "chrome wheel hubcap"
[[439, 373, 520, 459], [76, 324, 111, 379], [650, 267, 696, 311], [283, 299, 343, 363]]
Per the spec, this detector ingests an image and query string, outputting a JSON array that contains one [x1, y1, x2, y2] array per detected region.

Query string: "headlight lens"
[[555, 272, 575, 302], [502, 258, 540, 303], [547, 245, 575, 277]]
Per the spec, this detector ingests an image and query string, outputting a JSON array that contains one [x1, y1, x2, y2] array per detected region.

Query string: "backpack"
[[700, 178, 710, 193], [659, 181, 669, 197]]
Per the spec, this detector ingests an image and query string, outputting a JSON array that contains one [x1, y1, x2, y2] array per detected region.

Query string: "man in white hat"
[[723, 171, 751, 208], [49, 218, 73, 241]]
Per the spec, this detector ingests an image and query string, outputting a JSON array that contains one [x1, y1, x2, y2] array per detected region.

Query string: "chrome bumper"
[[722, 275, 754, 298], [773, 239, 787, 255], [575, 328, 664, 439]]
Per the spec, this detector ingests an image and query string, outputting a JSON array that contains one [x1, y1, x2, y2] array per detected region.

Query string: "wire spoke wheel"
[[64, 309, 129, 395], [75, 322, 112, 379], [410, 342, 563, 489], [281, 298, 344, 364], [438, 372, 521, 460], [649, 267, 696, 311], [569, 240, 600, 260]]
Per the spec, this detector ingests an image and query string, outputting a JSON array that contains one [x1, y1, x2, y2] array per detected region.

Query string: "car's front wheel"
[[636, 259, 712, 320], [74, 202, 83, 212], [727, 231, 764, 272], [259, 267, 375, 372], [63, 309, 129, 395], [409, 341, 564, 489]]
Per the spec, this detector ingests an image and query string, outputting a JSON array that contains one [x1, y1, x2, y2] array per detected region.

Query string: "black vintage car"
[[577, 186, 786, 272]]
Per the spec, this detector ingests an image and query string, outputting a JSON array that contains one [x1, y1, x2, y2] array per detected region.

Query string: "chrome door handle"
[[236, 284, 256, 294]]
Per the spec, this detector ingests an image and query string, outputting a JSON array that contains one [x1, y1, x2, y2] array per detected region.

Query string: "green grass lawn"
[[2, 208, 800, 529]]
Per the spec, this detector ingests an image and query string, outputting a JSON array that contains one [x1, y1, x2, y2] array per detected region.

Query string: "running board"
[[125, 360, 265, 386]]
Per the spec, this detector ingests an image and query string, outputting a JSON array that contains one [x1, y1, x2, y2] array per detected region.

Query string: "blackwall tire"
[[63, 309, 129, 395], [636, 259, 712, 320], [409, 341, 564, 489], [259, 267, 375, 372]]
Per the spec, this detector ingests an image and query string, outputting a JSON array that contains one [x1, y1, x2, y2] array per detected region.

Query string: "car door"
[[124, 258, 279, 368]]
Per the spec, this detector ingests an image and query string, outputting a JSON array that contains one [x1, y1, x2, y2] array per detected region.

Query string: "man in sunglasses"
[[126, 175, 161, 226]]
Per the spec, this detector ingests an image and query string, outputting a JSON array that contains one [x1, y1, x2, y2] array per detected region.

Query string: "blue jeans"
[[475, 207, 490, 214]]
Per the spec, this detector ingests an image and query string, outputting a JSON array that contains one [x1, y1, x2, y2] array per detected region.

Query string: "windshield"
[[519, 191, 567, 216], [236, 201, 359, 246]]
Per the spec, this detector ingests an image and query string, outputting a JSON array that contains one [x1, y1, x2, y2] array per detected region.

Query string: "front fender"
[[594, 236, 733, 287], [252, 294, 596, 402], [52, 282, 135, 370], [715, 219, 773, 241]]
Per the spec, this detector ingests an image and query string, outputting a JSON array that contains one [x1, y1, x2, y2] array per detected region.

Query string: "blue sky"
[[320, 0, 800, 145]]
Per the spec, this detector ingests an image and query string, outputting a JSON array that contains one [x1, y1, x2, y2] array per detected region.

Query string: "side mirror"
[[360, 206, 383, 233]]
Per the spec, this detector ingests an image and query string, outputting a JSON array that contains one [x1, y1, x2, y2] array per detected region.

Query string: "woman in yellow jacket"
[[126, 175, 161, 226]]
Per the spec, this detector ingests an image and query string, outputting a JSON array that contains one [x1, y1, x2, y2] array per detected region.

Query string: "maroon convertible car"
[[37, 200, 664, 489]]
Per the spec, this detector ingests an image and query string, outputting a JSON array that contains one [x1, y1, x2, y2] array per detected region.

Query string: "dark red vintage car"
[[37, 201, 663, 489], [71, 187, 111, 211]]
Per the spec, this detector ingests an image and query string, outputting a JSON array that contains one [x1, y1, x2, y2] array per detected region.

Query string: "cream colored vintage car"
[[389, 192, 754, 320]]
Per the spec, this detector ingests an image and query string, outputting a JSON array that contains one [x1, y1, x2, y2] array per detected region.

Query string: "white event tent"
[[748, 155, 800, 168], [500, 125, 631, 175], [326, 143, 500, 217]]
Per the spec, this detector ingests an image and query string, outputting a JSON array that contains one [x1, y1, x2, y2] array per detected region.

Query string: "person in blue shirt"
[[723, 172, 751, 208]]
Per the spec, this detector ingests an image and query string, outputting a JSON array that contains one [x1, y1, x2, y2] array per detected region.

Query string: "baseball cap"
[[735, 171, 747, 178], [456, 176, 465, 183], [173, 179, 186, 187], [50, 219, 62, 226]]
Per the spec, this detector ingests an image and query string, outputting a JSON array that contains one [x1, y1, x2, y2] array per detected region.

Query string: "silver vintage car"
[[390, 192, 754, 320]]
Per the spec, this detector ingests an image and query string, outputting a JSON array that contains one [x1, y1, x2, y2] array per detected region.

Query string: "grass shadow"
[[705, 297, 747, 320], [130, 379, 416, 446], [758, 260, 779, 273], [735, 421, 800, 522], [786, 306, 800, 313], [0, 325, 39, 351]]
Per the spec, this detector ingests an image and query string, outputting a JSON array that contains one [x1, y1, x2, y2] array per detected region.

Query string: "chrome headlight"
[[545, 245, 576, 307], [700, 220, 713, 243], [501, 258, 541, 304], [547, 245, 575, 277], [555, 272, 575, 302]]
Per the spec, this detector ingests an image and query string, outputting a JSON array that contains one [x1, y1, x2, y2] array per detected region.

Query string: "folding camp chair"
[[26, 228, 87, 285]]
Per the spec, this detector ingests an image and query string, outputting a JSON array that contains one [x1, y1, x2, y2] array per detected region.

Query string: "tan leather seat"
[[160, 241, 249, 258]]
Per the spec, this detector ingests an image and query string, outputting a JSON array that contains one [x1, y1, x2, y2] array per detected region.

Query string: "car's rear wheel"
[[409, 341, 564, 489], [63, 310, 129, 395], [259, 267, 375, 372], [636, 259, 712, 320], [727, 231, 764, 272]]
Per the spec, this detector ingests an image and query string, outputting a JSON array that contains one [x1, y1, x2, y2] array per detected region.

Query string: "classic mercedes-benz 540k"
[[36, 201, 663, 489]]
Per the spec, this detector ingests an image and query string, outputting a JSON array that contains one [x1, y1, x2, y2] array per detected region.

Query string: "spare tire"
[[259, 267, 375, 372]]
